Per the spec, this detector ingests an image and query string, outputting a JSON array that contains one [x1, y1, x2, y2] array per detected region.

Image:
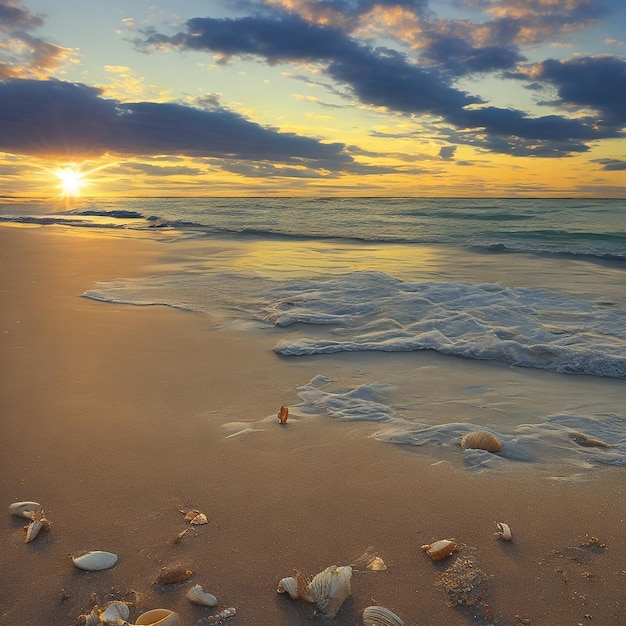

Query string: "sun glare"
[[55, 166, 86, 197]]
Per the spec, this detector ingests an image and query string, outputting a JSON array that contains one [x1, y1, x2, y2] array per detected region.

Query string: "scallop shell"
[[186, 584, 217, 607], [135, 609, 180, 626], [9, 501, 41, 518], [460, 431, 502, 453], [421, 539, 457, 561], [494, 522, 512, 541], [277, 576, 300, 600], [156, 563, 193, 584], [307, 565, 352, 618], [362, 605, 405, 626], [100, 601, 131, 624], [72, 550, 118, 571]]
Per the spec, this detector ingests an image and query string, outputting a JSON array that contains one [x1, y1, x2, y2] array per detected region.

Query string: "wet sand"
[[1, 225, 625, 626]]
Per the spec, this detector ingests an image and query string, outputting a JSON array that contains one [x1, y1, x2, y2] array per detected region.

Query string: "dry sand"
[[1, 225, 625, 626]]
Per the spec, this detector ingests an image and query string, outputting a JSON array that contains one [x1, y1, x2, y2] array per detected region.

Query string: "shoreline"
[[1, 225, 625, 625]]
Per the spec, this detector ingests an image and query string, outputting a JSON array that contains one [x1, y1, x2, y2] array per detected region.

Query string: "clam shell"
[[100, 601, 130, 624], [72, 550, 118, 571], [460, 431, 502, 453], [421, 539, 457, 561], [308, 565, 352, 618], [186, 584, 217, 607], [277, 576, 300, 600], [156, 563, 193, 584], [135, 609, 180, 626], [9, 501, 41, 518], [363, 606, 405, 626]]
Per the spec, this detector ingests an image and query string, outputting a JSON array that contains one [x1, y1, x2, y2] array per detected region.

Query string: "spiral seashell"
[[135, 609, 180, 626], [277, 576, 300, 600], [362, 606, 405, 626], [72, 550, 118, 571], [421, 539, 457, 561], [156, 563, 193, 584], [186, 584, 217, 607], [460, 431, 502, 453], [307, 565, 352, 618], [9, 501, 41, 518], [99, 601, 131, 624], [494, 522, 512, 541]]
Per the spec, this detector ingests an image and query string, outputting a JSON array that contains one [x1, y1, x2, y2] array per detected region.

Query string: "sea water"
[[2, 196, 625, 474]]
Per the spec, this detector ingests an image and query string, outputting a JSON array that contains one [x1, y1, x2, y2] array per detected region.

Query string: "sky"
[[0, 0, 625, 197]]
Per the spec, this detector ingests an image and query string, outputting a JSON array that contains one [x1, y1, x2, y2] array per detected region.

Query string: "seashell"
[[277, 576, 300, 600], [135, 609, 180, 626], [189, 512, 208, 525], [362, 605, 405, 626], [72, 550, 118, 571], [79, 608, 100, 626], [278, 405, 289, 424], [494, 522, 512, 541], [9, 501, 41, 518], [25, 520, 43, 543], [183, 509, 200, 521], [421, 539, 457, 561], [307, 565, 352, 618], [100, 601, 130, 624], [460, 431, 502, 453], [367, 556, 387, 571], [186, 584, 217, 607], [156, 563, 193, 584]]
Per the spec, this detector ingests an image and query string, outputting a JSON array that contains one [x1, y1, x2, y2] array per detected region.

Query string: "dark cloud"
[[592, 158, 626, 171], [534, 56, 626, 125], [0, 79, 359, 172], [137, 12, 623, 157], [0, 0, 44, 31]]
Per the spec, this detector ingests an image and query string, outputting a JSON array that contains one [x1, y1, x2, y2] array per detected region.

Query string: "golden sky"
[[0, 0, 625, 197]]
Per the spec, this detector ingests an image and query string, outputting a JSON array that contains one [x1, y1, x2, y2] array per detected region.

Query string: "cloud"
[[592, 158, 626, 171], [0, 0, 71, 79], [0, 79, 362, 173], [137, 11, 623, 157], [533, 56, 626, 125]]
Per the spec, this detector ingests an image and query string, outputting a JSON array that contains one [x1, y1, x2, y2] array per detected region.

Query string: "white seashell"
[[494, 522, 512, 541], [362, 605, 405, 626], [72, 550, 118, 571], [186, 584, 217, 607], [25, 520, 43, 543], [277, 576, 300, 600], [99, 601, 130, 624], [307, 565, 352, 618], [9, 501, 41, 518], [135, 608, 180, 626]]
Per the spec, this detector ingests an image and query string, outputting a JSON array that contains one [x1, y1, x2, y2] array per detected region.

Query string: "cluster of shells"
[[8, 501, 228, 626]]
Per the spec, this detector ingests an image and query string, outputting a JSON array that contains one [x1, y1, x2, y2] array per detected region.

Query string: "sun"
[[54, 166, 86, 197]]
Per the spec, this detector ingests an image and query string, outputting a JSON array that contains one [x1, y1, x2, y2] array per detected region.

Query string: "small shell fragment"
[[278, 405, 289, 424], [494, 522, 512, 541], [421, 539, 457, 561], [156, 563, 193, 584], [460, 431, 502, 453], [24, 520, 43, 543], [72, 550, 118, 571], [9, 501, 41, 518], [362, 605, 405, 626], [186, 583, 218, 607], [100, 601, 131, 624], [189, 513, 208, 525]]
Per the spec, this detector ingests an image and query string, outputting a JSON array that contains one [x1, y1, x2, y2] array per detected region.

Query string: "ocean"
[[2, 196, 625, 475]]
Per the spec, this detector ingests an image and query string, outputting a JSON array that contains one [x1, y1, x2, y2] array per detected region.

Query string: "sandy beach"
[[1, 225, 625, 626]]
